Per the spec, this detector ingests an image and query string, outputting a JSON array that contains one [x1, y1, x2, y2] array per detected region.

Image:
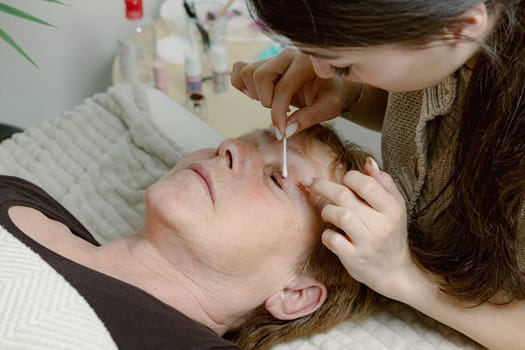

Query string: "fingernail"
[[285, 123, 298, 138], [367, 157, 380, 172], [274, 126, 283, 141], [302, 177, 313, 187], [242, 89, 253, 99]]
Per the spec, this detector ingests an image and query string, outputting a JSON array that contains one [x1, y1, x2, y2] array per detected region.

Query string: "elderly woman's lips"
[[188, 163, 214, 201]]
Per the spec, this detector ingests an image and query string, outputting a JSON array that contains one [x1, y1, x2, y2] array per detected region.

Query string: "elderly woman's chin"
[[144, 171, 212, 231]]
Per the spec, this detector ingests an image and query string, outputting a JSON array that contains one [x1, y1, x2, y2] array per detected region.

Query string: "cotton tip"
[[282, 136, 288, 178]]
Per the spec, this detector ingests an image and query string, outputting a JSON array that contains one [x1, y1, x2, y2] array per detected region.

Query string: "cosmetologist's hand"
[[231, 49, 350, 137], [303, 158, 418, 302]]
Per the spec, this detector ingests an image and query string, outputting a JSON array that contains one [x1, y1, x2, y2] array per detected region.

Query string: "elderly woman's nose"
[[217, 139, 262, 175], [309, 56, 335, 79], [217, 139, 251, 174], [217, 139, 236, 171]]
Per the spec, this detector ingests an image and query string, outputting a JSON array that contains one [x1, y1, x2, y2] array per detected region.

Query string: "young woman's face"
[[299, 39, 477, 92], [145, 129, 336, 299]]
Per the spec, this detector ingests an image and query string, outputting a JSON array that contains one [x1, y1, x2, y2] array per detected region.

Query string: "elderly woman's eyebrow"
[[248, 128, 277, 148], [259, 128, 275, 142], [289, 143, 307, 158], [253, 128, 308, 159]]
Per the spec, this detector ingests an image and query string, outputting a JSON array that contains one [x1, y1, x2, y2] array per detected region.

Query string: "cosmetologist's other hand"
[[303, 158, 419, 302]]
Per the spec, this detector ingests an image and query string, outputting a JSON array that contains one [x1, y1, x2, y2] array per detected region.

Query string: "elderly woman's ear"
[[264, 276, 327, 320]]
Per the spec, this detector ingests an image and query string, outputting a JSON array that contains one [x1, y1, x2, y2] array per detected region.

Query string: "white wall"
[[0, 0, 163, 128]]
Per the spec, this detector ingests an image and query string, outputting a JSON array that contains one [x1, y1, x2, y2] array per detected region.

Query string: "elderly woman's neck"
[[96, 234, 234, 335]]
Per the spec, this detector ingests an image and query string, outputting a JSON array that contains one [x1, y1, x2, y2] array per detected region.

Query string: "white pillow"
[[146, 88, 224, 153]]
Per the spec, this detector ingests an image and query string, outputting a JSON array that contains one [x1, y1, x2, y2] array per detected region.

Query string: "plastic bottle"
[[184, 44, 203, 95], [210, 43, 229, 94], [153, 58, 168, 94], [118, 0, 156, 85]]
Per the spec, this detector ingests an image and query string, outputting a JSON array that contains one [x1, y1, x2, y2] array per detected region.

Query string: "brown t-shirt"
[[0, 175, 239, 350]]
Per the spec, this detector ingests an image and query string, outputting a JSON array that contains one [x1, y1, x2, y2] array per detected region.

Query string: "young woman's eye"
[[330, 65, 352, 77], [270, 173, 283, 190]]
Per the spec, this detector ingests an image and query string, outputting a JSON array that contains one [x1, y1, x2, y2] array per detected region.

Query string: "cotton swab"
[[282, 136, 288, 178]]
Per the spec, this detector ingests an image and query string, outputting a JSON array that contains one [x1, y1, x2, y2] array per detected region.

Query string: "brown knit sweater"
[[382, 67, 525, 270]]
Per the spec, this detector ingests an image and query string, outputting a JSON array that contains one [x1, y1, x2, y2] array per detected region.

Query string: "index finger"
[[304, 177, 376, 216], [252, 52, 298, 109], [230, 61, 249, 92], [270, 54, 315, 133]]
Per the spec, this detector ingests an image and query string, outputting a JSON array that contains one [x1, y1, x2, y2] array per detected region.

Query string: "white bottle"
[[210, 43, 229, 94], [118, 0, 156, 85], [184, 44, 203, 95]]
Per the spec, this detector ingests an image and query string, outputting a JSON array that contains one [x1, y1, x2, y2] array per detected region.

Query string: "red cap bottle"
[[125, 0, 143, 20]]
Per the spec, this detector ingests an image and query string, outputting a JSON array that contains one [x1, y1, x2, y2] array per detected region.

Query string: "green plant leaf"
[[0, 3, 57, 28], [0, 0, 68, 67], [0, 28, 38, 68], [40, 0, 68, 5]]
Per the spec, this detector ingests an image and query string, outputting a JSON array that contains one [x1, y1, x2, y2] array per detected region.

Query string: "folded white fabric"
[[0, 84, 185, 243], [273, 300, 483, 350], [0, 225, 118, 350]]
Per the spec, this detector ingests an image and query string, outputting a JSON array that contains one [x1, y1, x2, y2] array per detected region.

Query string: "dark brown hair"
[[411, 1, 525, 304], [247, 0, 525, 304], [225, 125, 378, 349]]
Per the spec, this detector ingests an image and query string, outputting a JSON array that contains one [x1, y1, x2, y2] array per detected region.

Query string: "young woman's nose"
[[309, 56, 336, 79]]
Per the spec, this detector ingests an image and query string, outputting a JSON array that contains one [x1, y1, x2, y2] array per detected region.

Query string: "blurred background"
[[0, 0, 380, 159], [0, 0, 163, 128]]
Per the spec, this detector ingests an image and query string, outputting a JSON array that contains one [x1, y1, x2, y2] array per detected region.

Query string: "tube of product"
[[210, 44, 229, 94], [184, 44, 203, 95]]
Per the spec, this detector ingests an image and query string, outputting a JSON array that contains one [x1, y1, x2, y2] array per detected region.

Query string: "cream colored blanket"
[[0, 85, 185, 244], [0, 85, 483, 349]]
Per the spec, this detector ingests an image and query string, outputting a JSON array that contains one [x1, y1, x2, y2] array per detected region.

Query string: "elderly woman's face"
[[145, 129, 336, 296]]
